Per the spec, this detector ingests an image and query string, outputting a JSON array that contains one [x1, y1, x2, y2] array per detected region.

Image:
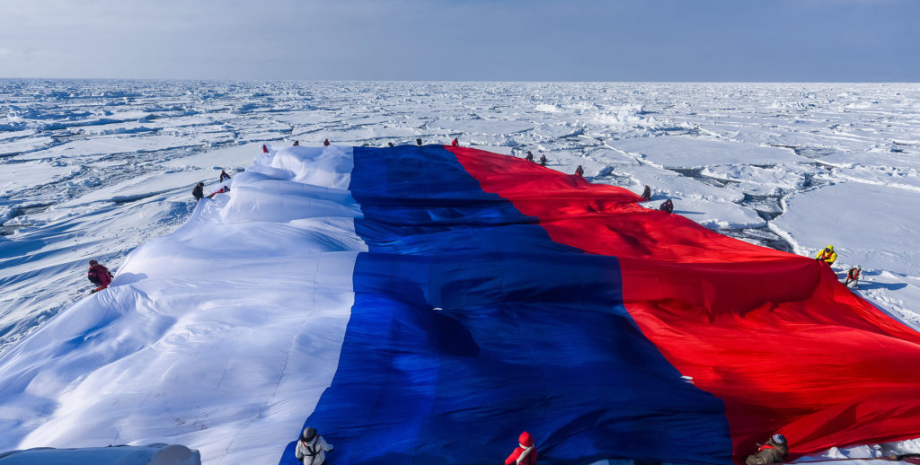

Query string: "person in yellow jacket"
[[816, 245, 837, 265]]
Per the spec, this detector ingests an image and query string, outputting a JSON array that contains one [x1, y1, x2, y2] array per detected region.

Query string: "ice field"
[[1, 80, 920, 464]]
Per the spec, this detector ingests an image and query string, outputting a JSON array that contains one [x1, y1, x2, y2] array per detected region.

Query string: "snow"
[[0, 145, 362, 464], [0, 136, 54, 157], [429, 118, 534, 136], [158, 143, 265, 171], [0, 141, 261, 357], [18, 134, 231, 161], [611, 136, 803, 169], [0, 444, 200, 465], [773, 181, 920, 277], [1, 80, 920, 464], [834, 166, 920, 193], [0, 160, 76, 196], [57, 171, 212, 207], [701, 164, 809, 196]]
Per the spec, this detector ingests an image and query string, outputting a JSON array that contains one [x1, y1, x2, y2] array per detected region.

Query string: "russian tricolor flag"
[[276, 144, 920, 465]]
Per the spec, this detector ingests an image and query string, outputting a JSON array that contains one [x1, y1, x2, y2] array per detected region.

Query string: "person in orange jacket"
[[504, 432, 537, 465], [815, 245, 837, 265]]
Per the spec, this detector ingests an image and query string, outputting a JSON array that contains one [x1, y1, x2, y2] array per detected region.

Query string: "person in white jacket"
[[296, 427, 334, 465]]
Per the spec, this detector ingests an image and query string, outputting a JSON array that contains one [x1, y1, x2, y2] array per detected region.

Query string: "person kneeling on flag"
[[816, 245, 837, 265], [845, 265, 861, 288], [505, 432, 537, 465], [745, 434, 788, 465], [296, 427, 333, 465]]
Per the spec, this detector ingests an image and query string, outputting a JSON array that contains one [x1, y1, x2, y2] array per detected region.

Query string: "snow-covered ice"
[[0, 444, 200, 465], [2, 80, 920, 464], [610, 136, 803, 168]]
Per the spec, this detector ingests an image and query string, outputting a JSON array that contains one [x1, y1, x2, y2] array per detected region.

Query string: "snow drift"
[[0, 145, 364, 463]]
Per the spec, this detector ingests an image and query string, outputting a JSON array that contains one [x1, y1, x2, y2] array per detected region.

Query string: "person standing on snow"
[[416, 138, 423, 146], [219, 170, 231, 183], [505, 432, 537, 465], [745, 434, 788, 465], [192, 182, 204, 201], [539, 154, 547, 166], [451, 138, 460, 147], [815, 245, 837, 265], [296, 427, 334, 465], [575, 165, 585, 177], [525, 151, 534, 162], [87, 259, 113, 293], [324, 139, 331, 146]]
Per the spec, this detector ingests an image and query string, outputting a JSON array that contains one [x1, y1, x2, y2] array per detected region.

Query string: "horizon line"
[[2, 77, 920, 85]]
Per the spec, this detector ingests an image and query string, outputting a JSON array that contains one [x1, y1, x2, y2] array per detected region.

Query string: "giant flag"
[[280, 145, 920, 465]]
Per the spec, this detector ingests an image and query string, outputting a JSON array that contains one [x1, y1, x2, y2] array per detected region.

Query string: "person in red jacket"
[[844, 265, 861, 288], [87, 260, 113, 293], [505, 432, 537, 465], [451, 138, 459, 147], [208, 185, 230, 199]]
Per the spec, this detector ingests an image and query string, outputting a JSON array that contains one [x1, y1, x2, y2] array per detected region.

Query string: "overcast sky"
[[1, 0, 917, 81]]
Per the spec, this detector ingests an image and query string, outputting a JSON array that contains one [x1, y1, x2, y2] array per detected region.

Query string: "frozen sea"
[[1, 80, 920, 463]]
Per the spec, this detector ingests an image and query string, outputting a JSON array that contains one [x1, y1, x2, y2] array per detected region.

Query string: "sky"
[[0, 0, 918, 81]]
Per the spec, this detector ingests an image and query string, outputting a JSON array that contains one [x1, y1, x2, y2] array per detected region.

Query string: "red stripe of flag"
[[449, 145, 920, 461]]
